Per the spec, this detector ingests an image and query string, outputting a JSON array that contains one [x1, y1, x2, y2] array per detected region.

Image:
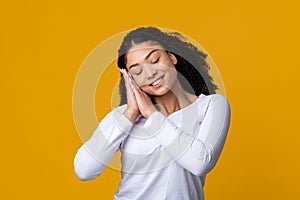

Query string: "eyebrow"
[[128, 49, 159, 69]]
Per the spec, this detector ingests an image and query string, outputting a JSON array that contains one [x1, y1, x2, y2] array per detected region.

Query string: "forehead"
[[126, 41, 164, 63]]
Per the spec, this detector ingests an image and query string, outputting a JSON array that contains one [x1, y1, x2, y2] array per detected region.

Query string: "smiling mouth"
[[149, 76, 164, 87]]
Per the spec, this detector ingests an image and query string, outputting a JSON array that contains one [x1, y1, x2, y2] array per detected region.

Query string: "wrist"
[[123, 109, 139, 123], [145, 107, 158, 119]]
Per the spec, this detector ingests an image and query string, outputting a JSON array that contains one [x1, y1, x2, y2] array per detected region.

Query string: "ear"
[[167, 52, 177, 65]]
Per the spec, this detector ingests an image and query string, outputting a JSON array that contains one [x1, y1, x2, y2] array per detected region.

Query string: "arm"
[[74, 107, 133, 181], [144, 94, 231, 176]]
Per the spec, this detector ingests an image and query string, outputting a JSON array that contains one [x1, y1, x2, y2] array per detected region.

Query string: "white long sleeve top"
[[74, 93, 231, 200]]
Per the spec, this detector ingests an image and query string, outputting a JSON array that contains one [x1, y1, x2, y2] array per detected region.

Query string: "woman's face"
[[125, 41, 178, 96]]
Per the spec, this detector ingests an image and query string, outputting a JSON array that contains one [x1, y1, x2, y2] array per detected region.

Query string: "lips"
[[149, 76, 163, 86], [150, 76, 164, 88]]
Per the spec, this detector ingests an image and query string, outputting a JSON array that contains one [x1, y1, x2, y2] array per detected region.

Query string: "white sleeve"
[[144, 94, 231, 176], [74, 107, 133, 181], [74, 145, 105, 181]]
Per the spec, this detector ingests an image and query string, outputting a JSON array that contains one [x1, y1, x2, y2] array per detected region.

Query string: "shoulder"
[[196, 94, 230, 119], [96, 104, 134, 133], [199, 93, 230, 106], [210, 94, 230, 109]]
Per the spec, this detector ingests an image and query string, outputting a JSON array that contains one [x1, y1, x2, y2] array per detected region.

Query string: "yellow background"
[[1, 0, 299, 199]]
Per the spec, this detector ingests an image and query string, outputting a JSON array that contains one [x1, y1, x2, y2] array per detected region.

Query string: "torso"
[[113, 93, 214, 200]]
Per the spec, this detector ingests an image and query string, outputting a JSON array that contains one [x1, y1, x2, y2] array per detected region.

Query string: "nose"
[[143, 64, 158, 80]]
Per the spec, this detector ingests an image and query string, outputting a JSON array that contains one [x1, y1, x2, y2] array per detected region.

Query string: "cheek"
[[167, 64, 177, 73], [132, 76, 145, 87]]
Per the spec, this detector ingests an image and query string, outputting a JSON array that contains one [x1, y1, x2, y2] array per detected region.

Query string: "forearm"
[[74, 145, 106, 181], [74, 107, 133, 181], [144, 95, 231, 176], [123, 109, 140, 123]]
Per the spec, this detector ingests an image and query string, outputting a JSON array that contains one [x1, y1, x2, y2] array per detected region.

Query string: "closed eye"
[[135, 70, 142, 75], [130, 66, 143, 75], [151, 57, 160, 64]]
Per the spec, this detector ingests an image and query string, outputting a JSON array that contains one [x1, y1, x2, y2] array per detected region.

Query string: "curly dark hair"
[[117, 26, 218, 105]]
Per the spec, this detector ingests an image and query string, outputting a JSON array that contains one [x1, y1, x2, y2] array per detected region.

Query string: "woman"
[[74, 27, 231, 200]]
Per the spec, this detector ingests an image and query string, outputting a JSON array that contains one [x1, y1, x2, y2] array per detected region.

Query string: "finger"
[[122, 69, 132, 90], [128, 77, 141, 95], [123, 70, 140, 106], [121, 69, 135, 98], [127, 72, 142, 93], [123, 70, 137, 92], [122, 70, 130, 90], [122, 69, 127, 81], [120, 68, 126, 77], [127, 72, 139, 89]]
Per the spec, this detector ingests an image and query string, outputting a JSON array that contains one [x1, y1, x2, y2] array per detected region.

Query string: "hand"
[[121, 69, 157, 119], [126, 70, 157, 119], [120, 69, 140, 122]]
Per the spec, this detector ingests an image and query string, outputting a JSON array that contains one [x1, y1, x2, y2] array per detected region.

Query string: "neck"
[[152, 80, 198, 117]]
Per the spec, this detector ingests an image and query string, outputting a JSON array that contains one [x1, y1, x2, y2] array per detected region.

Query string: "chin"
[[145, 86, 170, 97]]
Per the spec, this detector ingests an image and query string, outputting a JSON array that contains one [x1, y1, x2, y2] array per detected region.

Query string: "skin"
[[120, 41, 198, 122]]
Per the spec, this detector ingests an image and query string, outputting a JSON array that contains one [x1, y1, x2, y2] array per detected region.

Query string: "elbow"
[[189, 163, 211, 177], [74, 172, 94, 182], [73, 146, 102, 181], [189, 152, 217, 176], [188, 168, 203, 177], [74, 166, 93, 181], [74, 159, 102, 181], [74, 154, 92, 181]]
